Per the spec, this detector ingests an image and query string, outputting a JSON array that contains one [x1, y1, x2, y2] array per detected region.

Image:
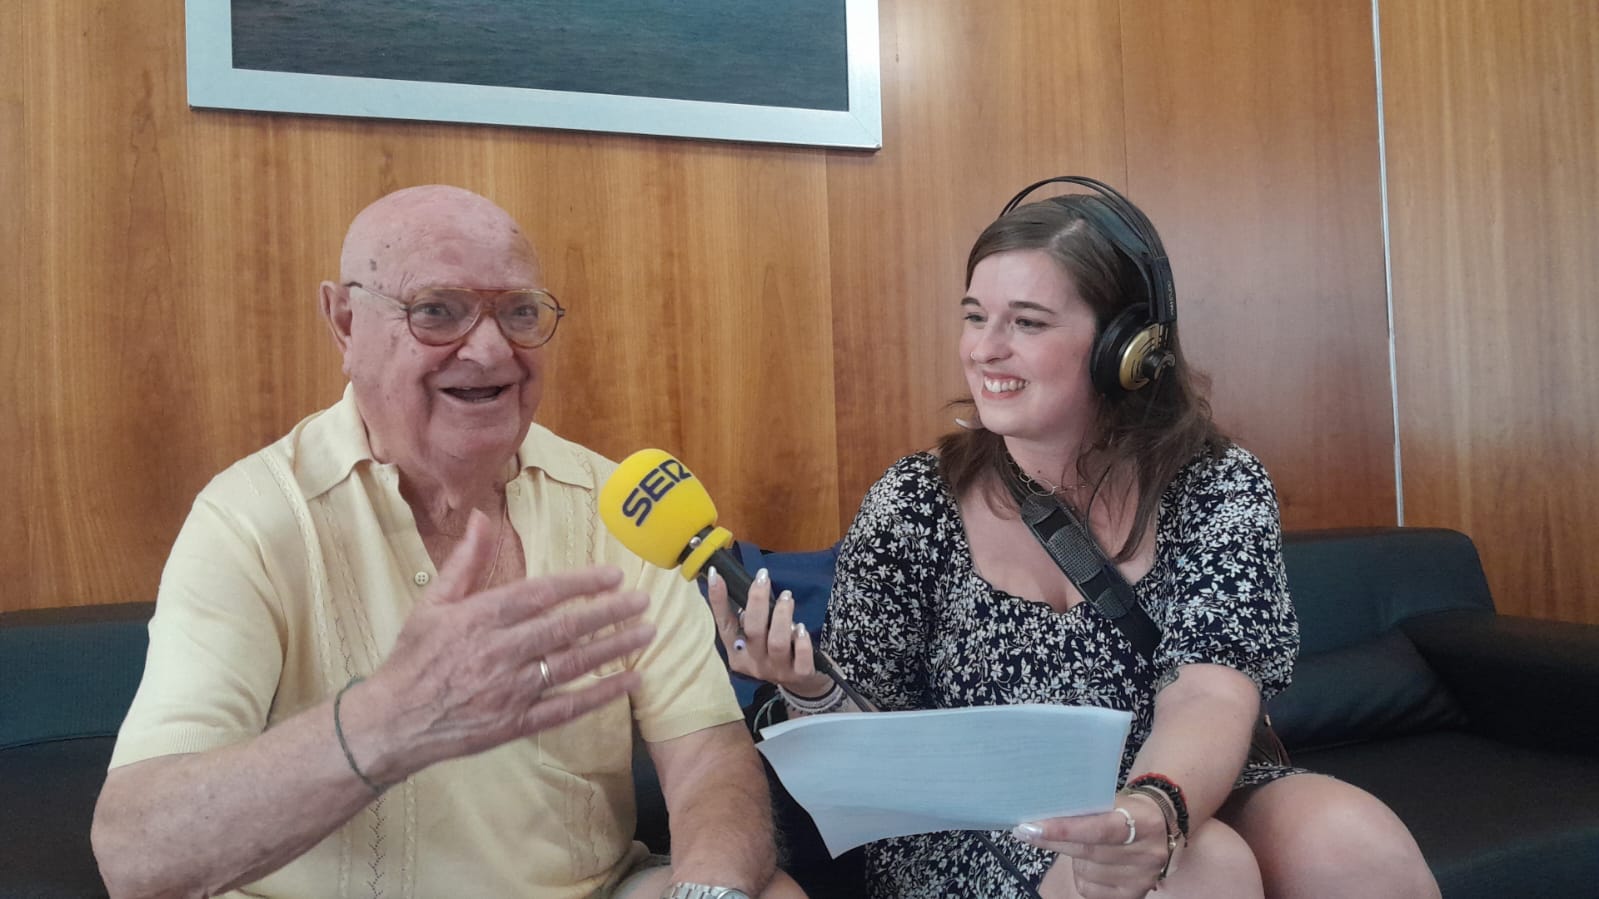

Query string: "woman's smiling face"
[[960, 249, 1100, 447]]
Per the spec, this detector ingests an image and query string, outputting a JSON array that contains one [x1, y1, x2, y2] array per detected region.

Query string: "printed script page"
[[756, 704, 1133, 856]]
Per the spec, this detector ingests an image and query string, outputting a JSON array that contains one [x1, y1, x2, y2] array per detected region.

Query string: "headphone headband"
[[998, 176, 1175, 327]]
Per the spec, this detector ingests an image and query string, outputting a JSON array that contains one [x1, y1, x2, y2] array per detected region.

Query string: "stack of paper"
[[756, 703, 1133, 857]]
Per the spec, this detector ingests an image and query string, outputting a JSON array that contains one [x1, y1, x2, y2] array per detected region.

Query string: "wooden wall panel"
[[828, 0, 1394, 534], [1121, 0, 1395, 529], [2, 0, 842, 608], [1381, 0, 1599, 623], [7, 0, 1396, 612], [533, 140, 841, 551], [826, 0, 1129, 530]]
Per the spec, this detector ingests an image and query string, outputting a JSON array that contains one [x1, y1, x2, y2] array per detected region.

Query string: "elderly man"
[[92, 185, 801, 899]]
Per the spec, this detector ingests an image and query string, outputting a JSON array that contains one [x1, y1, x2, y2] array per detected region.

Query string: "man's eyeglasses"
[[347, 283, 566, 348]]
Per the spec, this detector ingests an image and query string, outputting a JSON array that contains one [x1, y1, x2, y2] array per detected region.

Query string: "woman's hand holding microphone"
[[705, 567, 836, 701]]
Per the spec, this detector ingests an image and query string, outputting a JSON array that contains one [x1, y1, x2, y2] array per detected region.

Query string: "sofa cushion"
[[0, 737, 115, 898], [1269, 627, 1467, 752], [1294, 731, 1599, 899], [1404, 609, 1599, 755]]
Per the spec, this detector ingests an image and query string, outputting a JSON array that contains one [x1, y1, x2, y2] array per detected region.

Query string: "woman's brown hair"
[[936, 193, 1225, 561]]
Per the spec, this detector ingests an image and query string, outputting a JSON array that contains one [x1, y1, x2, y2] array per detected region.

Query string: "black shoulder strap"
[[1004, 476, 1160, 659]]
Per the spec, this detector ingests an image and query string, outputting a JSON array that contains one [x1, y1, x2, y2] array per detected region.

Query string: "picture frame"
[[185, 1, 882, 150]]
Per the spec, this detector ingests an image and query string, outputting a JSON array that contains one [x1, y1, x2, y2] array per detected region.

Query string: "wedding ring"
[[1115, 806, 1136, 845], [538, 658, 553, 690]]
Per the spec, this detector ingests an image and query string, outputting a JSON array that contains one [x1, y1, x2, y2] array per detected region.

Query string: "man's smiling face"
[[333, 185, 548, 475]]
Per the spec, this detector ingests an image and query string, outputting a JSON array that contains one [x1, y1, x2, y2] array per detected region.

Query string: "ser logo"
[[621, 459, 695, 525]]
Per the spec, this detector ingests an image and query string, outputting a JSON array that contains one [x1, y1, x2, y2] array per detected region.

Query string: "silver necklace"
[[480, 504, 510, 590], [1006, 454, 1089, 498]]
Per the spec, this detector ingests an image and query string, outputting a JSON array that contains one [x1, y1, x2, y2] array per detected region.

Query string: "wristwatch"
[[662, 884, 751, 899]]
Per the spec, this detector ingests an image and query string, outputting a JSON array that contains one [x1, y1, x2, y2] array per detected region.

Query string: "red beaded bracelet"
[[1126, 773, 1190, 840]]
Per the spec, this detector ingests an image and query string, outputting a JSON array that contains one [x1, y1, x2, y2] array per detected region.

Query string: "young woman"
[[711, 179, 1439, 899]]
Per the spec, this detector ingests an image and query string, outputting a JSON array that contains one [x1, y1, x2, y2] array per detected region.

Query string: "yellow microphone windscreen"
[[599, 449, 720, 569]]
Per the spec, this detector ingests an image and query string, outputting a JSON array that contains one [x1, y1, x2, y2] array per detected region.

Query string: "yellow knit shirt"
[[111, 387, 742, 898]]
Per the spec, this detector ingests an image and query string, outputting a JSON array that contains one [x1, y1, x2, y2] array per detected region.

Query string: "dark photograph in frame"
[[187, 0, 883, 149]]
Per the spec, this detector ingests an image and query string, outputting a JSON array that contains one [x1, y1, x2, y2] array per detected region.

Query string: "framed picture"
[[186, 1, 882, 150]]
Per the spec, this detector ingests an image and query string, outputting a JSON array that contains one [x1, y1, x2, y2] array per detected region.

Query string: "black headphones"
[[998, 176, 1177, 396]]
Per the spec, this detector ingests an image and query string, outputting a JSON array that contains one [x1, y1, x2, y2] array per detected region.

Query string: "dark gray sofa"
[[4, 528, 1598, 898], [1268, 529, 1599, 897]]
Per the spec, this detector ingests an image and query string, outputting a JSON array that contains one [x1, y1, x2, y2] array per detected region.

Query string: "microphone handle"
[[705, 546, 879, 713], [706, 547, 756, 612]]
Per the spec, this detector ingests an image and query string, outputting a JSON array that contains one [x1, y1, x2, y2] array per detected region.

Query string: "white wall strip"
[[1372, 0, 1404, 526]]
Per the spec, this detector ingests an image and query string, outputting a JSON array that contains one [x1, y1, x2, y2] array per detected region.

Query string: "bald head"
[[340, 185, 540, 292]]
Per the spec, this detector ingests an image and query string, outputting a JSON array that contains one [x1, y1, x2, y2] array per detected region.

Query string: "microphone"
[[598, 449, 876, 711], [601, 450, 1040, 897]]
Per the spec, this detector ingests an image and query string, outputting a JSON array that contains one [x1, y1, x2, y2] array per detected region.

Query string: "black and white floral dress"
[[822, 445, 1302, 899]]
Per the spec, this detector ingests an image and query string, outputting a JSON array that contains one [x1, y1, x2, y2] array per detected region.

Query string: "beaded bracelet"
[[779, 680, 847, 714], [1119, 785, 1182, 882], [1122, 784, 1179, 836], [1125, 773, 1190, 840]]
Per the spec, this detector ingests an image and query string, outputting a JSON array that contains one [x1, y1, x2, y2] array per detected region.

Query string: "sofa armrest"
[[0, 602, 153, 750], [1403, 609, 1599, 756]]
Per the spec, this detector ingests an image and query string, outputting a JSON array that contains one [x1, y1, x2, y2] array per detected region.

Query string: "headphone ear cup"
[[1092, 307, 1168, 395]]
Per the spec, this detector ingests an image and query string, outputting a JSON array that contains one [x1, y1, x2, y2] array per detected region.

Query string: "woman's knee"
[[1225, 775, 1439, 899], [1313, 795, 1433, 884]]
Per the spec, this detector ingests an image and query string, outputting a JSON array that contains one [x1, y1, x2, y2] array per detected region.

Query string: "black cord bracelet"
[[782, 679, 840, 702], [334, 676, 385, 797]]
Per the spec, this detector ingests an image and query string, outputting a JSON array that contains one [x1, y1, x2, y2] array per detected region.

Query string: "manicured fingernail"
[[707, 567, 720, 586], [1012, 823, 1043, 840], [794, 622, 808, 637], [755, 567, 770, 585], [778, 589, 794, 604], [732, 637, 747, 652]]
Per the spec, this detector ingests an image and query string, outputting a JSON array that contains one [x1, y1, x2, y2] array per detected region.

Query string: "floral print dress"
[[821, 445, 1302, 898]]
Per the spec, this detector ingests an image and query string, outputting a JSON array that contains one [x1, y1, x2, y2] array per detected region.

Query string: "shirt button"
[[414, 571, 431, 586]]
